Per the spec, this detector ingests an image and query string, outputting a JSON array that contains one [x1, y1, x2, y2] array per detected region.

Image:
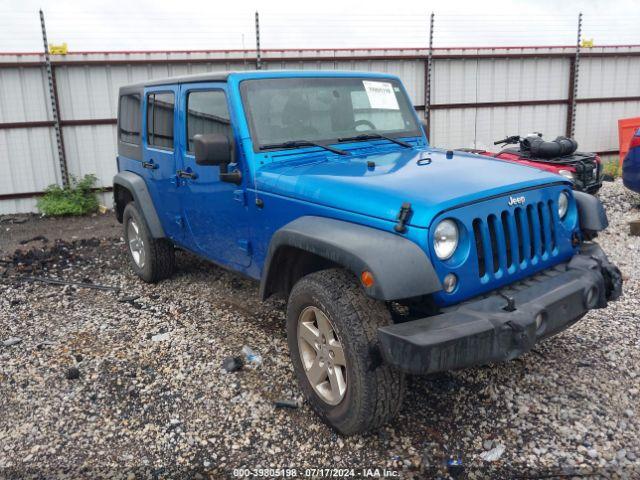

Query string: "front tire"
[[286, 268, 406, 435], [122, 202, 175, 283]]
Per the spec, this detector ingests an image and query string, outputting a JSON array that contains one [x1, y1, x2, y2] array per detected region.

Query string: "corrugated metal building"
[[1, 45, 639, 214]]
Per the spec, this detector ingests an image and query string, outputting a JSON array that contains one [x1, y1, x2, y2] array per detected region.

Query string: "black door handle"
[[142, 160, 157, 169], [177, 170, 198, 180]]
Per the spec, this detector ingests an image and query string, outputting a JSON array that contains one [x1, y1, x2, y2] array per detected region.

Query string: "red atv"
[[461, 133, 602, 194]]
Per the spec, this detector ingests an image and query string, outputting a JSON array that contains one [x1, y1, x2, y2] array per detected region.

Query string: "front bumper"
[[378, 243, 622, 375]]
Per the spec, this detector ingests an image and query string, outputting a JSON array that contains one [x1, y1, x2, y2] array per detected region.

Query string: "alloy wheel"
[[127, 218, 146, 268], [297, 306, 347, 405]]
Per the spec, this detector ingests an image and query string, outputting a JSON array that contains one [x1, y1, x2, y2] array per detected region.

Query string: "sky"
[[1, 0, 639, 53]]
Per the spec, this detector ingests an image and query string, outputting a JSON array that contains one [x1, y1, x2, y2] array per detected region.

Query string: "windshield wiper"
[[337, 133, 412, 148], [259, 140, 348, 156]]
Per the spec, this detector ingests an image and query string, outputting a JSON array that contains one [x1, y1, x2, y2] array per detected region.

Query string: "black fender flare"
[[113, 171, 165, 238], [573, 191, 608, 232], [260, 216, 442, 301]]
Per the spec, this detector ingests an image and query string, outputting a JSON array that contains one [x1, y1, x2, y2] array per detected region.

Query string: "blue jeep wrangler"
[[114, 71, 622, 434]]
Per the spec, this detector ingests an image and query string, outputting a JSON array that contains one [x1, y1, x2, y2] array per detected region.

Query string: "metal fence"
[[1, 11, 640, 214]]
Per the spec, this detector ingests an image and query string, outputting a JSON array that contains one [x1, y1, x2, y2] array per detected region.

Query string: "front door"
[[142, 86, 183, 242], [177, 83, 251, 269]]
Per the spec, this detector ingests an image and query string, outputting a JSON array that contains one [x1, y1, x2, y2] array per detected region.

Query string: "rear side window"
[[118, 94, 141, 145], [147, 92, 175, 150], [186, 90, 231, 152]]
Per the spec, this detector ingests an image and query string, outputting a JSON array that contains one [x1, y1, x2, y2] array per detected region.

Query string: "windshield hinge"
[[233, 189, 246, 206], [394, 202, 412, 233]]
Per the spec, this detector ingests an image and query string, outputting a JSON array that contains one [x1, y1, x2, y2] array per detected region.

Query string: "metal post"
[[40, 9, 69, 187], [255, 11, 262, 70], [424, 12, 435, 139], [566, 12, 582, 138]]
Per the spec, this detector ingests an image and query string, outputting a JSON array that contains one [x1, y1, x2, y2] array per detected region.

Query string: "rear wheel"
[[286, 268, 406, 435], [123, 202, 175, 283]]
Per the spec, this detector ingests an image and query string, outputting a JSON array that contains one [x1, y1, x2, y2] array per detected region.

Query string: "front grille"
[[472, 200, 559, 280]]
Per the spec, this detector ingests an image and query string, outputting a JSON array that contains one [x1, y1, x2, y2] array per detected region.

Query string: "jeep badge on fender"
[[113, 71, 622, 435]]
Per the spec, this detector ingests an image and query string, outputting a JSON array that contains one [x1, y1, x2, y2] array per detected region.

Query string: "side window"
[[186, 90, 231, 152], [147, 92, 175, 150], [118, 94, 141, 145]]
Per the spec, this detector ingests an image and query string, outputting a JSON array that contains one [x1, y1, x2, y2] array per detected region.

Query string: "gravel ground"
[[1, 180, 639, 479]]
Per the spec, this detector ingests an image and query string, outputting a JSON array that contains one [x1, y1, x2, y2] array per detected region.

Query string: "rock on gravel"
[[0, 180, 639, 479], [150, 332, 171, 342], [1, 337, 22, 347], [479, 444, 505, 462]]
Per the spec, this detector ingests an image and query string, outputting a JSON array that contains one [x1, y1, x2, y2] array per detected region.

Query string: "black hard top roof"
[[118, 69, 400, 95], [119, 71, 235, 94]]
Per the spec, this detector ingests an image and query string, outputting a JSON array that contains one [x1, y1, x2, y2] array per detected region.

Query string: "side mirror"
[[193, 132, 242, 184], [194, 133, 232, 166]]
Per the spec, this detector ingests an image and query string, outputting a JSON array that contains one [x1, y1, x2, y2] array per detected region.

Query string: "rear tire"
[[286, 268, 406, 435], [123, 202, 175, 283]]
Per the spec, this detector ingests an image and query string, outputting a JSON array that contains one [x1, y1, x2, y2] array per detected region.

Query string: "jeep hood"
[[255, 147, 566, 228]]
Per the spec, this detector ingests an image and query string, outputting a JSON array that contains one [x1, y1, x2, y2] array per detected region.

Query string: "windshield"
[[240, 77, 421, 150]]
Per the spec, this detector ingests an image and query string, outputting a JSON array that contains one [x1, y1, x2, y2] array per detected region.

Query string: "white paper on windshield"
[[362, 80, 400, 110]]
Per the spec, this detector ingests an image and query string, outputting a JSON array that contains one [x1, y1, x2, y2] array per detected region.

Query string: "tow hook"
[[498, 291, 517, 312]]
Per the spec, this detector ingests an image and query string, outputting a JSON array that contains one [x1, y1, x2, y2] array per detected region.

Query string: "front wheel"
[[286, 269, 406, 435]]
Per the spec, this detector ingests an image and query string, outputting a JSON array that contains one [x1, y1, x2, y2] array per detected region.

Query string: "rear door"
[[142, 86, 183, 242]]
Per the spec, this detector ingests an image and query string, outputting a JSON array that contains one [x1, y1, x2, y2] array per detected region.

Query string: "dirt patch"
[[0, 212, 121, 254]]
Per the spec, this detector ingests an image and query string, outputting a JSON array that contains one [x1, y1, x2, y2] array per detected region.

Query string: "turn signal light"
[[361, 271, 375, 288]]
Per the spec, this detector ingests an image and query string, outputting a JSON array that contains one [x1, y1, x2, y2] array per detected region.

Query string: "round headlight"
[[433, 219, 459, 260], [558, 191, 569, 219], [558, 169, 575, 182]]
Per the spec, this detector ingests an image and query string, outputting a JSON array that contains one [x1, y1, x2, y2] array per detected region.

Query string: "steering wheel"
[[354, 119, 376, 132]]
